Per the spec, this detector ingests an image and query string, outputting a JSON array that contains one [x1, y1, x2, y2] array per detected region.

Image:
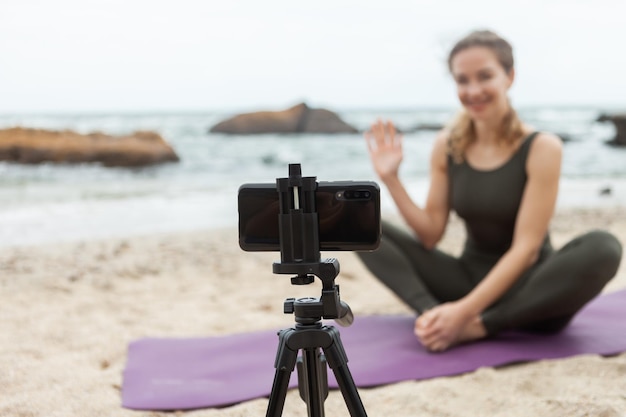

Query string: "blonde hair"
[[446, 30, 524, 163]]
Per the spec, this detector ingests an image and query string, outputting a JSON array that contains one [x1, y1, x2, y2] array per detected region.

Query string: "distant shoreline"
[[0, 176, 623, 249], [1, 203, 623, 250]]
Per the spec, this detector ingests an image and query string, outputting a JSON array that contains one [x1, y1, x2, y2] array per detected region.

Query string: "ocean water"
[[0, 107, 625, 248]]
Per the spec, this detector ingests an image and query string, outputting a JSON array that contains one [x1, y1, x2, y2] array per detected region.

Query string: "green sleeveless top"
[[448, 132, 552, 259]]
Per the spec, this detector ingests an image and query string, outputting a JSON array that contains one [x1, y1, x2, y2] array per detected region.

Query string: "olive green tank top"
[[448, 132, 552, 258]]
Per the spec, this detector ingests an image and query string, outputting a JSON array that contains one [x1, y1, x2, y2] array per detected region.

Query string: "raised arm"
[[365, 120, 450, 249]]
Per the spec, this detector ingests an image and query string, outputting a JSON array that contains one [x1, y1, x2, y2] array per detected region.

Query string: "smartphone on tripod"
[[238, 181, 381, 252]]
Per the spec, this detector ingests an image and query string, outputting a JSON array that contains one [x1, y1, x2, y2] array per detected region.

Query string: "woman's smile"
[[451, 46, 514, 122]]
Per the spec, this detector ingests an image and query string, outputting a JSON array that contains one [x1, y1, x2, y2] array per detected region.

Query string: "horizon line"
[[1, 103, 625, 116]]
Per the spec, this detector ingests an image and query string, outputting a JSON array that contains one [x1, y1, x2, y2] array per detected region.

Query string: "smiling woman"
[[358, 29, 623, 352]]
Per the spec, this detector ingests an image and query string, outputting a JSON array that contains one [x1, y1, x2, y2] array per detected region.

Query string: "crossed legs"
[[357, 220, 622, 349]]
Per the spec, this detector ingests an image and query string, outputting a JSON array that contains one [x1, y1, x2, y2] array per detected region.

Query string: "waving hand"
[[364, 120, 403, 182]]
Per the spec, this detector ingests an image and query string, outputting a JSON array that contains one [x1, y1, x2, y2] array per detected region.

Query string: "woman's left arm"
[[460, 132, 563, 316]]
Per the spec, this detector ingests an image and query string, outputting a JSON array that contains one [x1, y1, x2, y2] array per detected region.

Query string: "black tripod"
[[265, 164, 368, 417]]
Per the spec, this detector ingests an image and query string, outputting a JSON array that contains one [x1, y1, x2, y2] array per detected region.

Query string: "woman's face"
[[450, 46, 514, 122]]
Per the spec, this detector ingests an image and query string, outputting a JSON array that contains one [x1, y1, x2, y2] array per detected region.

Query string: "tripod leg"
[[297, 348, 329, 402], [266, 329, 298, 417], [297, 347, 327, 417], [323, 327, 368, 417]]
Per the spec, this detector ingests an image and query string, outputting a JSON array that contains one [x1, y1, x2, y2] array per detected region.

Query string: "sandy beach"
[[1, 206, 625, 417]]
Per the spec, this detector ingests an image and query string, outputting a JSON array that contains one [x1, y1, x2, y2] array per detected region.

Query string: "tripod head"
[[273, 164, 353, 326]]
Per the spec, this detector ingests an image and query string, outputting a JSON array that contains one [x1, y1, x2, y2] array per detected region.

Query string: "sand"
[[1, 207, 625, 417]]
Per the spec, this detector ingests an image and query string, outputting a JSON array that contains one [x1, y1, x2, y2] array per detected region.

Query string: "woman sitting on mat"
[[358, 29, 623, 352]]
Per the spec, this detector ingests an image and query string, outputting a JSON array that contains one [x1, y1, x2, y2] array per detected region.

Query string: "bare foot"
[[454, 316, 488, 345], [415, 315, 488, 352]]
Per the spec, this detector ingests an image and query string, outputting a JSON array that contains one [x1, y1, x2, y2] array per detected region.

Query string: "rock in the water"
[[0, 127, 180, 167], [596, 113, 626, 146], [209, 102, 358, 134]]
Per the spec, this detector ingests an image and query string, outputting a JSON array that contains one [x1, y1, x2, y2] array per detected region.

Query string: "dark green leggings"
[[357, 220, 623, 335]]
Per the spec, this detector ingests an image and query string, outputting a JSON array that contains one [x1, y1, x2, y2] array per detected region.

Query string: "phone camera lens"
[[364, 191, 371, 198]]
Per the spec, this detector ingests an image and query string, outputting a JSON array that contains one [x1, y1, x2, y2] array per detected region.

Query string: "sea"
[[1, 107, 625, 248]]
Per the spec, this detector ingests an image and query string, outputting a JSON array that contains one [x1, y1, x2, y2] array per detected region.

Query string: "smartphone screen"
[[238, 181, 380, 251]]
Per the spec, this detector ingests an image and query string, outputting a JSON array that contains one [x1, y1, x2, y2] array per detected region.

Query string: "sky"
[[1, 0, 625, 113]]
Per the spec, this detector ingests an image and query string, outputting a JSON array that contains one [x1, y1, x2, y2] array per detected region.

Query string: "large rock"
[[0, 127, 180, 167], [209, 103, 358, 134], [596, 113, 626, 146]]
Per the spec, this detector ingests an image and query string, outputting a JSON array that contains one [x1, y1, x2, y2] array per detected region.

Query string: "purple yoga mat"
[[122, 289, 626, 410]]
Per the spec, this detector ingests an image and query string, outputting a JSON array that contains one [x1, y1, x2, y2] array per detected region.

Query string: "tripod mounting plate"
[[273, 258, 340, 289]]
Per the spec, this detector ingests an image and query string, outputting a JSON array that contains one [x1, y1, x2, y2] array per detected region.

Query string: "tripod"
[[265, 164, 368, 417]]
